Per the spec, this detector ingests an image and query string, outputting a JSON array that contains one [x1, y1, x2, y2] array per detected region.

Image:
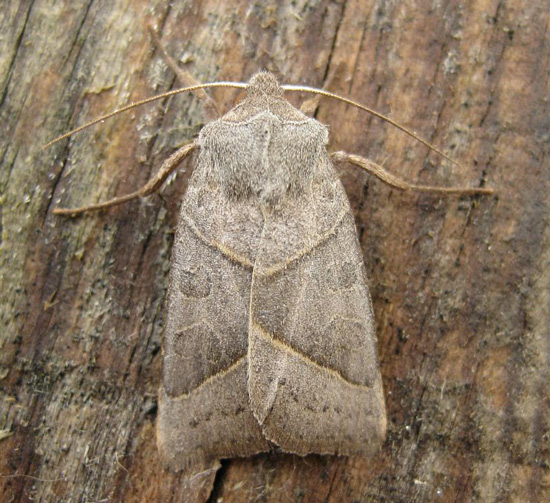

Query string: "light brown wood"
[[1, 1, 548, 502]]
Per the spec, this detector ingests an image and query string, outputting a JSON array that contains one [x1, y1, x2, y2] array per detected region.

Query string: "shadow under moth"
[[50, 35, 493, 471]]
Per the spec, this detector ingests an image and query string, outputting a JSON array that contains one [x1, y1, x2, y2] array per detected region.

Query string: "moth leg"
[[53, 142, 197, 216], [147, 25, 220, 119], [331, 151, 494, 195]]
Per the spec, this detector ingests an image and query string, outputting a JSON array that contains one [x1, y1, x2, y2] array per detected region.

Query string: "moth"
[[50, 34, 492, 471]]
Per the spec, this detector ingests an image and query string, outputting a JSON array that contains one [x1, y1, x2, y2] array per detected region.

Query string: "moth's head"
[[219, 71, 305, 122], [247, 72, 284, 99]]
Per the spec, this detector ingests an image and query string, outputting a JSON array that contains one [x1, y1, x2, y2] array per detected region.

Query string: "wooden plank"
[[1, 1, 548, 501]]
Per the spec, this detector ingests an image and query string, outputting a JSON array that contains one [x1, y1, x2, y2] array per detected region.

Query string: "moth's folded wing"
[[248, 161, 386, 456], [158, 177, 269, 470]]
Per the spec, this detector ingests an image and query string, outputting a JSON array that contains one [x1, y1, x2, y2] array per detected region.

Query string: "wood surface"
[[1, 1, 548, 502]]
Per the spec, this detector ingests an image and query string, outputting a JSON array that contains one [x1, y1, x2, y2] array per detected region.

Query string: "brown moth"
[[158, 72, 386, 469], [51, 39, 492, 470]]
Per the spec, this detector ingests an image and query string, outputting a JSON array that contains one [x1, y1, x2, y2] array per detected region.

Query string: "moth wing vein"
[[180, 212, 254, 269], [251, 320, 374, 390], [166, 354, 248, 401]]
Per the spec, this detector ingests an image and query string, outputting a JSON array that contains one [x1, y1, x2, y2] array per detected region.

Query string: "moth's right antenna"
[[283, 84, 462, 168]]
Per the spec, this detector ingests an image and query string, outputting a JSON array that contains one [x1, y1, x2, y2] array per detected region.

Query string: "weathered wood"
[[1, 1, 548, 502]]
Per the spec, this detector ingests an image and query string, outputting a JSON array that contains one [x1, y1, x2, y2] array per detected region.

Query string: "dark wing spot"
[[175, 266, 212, 298]]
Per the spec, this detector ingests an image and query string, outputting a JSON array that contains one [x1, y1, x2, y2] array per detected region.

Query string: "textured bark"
[[1, 1, 548, 502]]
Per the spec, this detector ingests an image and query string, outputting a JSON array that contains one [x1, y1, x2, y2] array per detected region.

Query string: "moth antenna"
[[282, 85, 461, 168], [147, 24, 220, 119], [43, 82, 247, 149]]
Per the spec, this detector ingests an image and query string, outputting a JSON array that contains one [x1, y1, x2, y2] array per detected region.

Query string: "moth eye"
[[176, 266, 212, 298]]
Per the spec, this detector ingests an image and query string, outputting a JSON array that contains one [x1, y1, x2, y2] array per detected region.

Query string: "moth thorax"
[[201, 112, 329, 206]]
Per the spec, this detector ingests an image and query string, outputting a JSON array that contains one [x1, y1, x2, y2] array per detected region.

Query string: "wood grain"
[[1, 1, 548, 501]]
